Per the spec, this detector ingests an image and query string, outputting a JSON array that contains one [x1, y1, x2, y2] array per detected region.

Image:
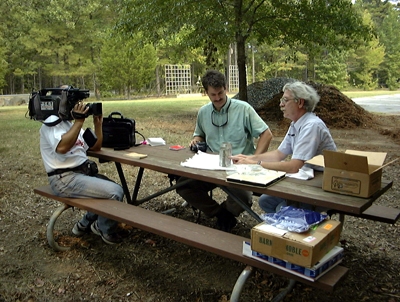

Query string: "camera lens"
[[85, 103, 102, 116]]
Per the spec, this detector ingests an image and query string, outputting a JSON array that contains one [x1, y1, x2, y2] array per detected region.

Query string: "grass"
[[1, 88, 398, 157], [0, 97, 209, 176], [100, 97, 208, 119], [2, 88, 398, 141]]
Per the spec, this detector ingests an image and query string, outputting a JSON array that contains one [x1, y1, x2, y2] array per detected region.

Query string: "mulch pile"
[[235, 78, 377, 130]]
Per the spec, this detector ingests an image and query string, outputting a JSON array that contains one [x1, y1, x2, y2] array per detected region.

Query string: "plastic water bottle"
[[219, 142, 232, 167]]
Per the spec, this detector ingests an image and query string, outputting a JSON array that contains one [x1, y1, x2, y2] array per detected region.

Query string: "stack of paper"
[[147, 138, 166, 146], [180, 151, 235, 170]]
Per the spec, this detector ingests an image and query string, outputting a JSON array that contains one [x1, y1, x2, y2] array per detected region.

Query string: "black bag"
[[102, 112, 144, 149]]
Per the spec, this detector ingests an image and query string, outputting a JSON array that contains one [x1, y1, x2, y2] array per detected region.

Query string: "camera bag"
[[102, 112, 144, 149]]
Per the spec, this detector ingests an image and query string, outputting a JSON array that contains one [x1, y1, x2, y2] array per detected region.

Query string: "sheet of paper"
[[286, 166, 314, 180], [147, 138, 166, 146], [180, 151, 235, 170]]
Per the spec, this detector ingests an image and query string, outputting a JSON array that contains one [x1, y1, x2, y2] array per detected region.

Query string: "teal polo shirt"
[[193, 97, 269, 155]]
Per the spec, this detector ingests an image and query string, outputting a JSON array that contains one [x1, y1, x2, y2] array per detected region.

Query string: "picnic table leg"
[[230, 266, 254, 302], [112, 163, 197, 206], [47, 204, 71, 252], [132, 167, 145, 204], [115, 162, 132, 204], [219, 186, 263, 223], [231, 267, 296, 302], [270, 279, 297, 302]]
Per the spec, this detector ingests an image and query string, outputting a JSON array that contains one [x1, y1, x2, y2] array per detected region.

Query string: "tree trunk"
[[236, 35, 248, 102], [93, 73, 100, 100], [21, 77, 25, 94]]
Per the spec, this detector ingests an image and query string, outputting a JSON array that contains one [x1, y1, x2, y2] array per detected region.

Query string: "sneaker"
[[90, 221, 123, 245], [215, 208, 237, 233], [72, 221, 92, 236]]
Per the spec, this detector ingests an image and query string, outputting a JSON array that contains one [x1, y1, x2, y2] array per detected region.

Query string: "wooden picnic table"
[[87, 145, 393, 220], [34, 144, 397, 301]]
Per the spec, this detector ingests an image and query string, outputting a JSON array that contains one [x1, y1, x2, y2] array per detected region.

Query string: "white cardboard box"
[[242, 241, 344, 281]]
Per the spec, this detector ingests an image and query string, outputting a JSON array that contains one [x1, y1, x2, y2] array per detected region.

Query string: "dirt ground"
[[1, 87, 400, 302]]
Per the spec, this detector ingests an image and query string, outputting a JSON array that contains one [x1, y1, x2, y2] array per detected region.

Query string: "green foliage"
[[3, 0, 115, 90], [379, 8, 400, 90], [316, 51, 349, 89], [254, 41, 308, 80], [118, 0, 373, 101], [1, 0, 399, 96], [98, 32, 157, 97], [0, 36, 8, 90], [347, 10, 385, 90]]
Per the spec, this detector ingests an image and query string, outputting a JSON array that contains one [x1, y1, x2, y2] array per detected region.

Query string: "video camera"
[[28, 85, 102, 122], [190, 141, 207, 153]]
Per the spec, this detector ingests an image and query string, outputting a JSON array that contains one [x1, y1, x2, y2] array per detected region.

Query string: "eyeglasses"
[[280, 97, 297, 104], [212, 101, 231, 127]]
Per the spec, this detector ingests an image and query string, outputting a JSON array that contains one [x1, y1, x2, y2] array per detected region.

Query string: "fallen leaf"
[[35, 278, 44, 287]]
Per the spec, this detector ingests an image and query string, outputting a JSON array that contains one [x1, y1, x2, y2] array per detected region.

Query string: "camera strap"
[[71, 111, 87, 120], [135, 131, 146, 146], [43, 118, 62, 127]]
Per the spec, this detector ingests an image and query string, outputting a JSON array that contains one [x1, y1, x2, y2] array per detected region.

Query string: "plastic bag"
[[260, 206, 327, 233]]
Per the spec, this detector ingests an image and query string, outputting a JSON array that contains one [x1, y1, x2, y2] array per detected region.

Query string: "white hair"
[[282, 82, 320, 112]]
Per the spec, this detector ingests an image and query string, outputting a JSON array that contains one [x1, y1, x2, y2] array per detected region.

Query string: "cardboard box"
[[307, 150, 387, 198], [242, 241, 344, 281], [251, 220, 341, 267]]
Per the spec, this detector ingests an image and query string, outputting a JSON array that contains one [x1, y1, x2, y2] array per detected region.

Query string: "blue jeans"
[[48, 171, 124, 235], [259, 194, 315, 213], [258, 194, 287, 213]]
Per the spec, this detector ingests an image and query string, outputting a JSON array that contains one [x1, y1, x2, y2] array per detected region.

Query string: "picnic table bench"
[[34, 185, 349, 301]]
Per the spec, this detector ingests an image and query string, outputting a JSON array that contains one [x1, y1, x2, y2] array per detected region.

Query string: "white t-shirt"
[[40, 115, 88, 173]]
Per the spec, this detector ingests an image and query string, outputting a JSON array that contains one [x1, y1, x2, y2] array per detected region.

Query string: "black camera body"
[[85, 102, 102, 117], [190, 141, 207, 153], [28, 86, 102, 122]]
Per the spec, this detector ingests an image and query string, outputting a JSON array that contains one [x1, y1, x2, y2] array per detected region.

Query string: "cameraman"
[[39, 99, 125, 245]]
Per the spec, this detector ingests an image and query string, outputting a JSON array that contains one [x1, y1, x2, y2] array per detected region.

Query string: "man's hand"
[[71, 103, 89, 120], [93, 114, 103, 126], [231, 154, 257, 165], [189, 137, 204, 148]]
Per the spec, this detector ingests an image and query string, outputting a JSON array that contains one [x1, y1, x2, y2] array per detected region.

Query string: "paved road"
[[352, 94, 400, 115]]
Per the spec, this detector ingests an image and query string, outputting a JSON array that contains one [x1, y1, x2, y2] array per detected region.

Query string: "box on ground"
[[242, 241, 344, 281], [251, 219, 341, 267], [307, 150, 388, 198]]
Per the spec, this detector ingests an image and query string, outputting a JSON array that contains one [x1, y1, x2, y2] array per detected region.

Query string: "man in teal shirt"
[[176, 70, 273, 232]]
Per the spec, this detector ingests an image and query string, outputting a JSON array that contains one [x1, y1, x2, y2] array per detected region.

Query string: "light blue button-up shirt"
[[278, 112, 336, 169]]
